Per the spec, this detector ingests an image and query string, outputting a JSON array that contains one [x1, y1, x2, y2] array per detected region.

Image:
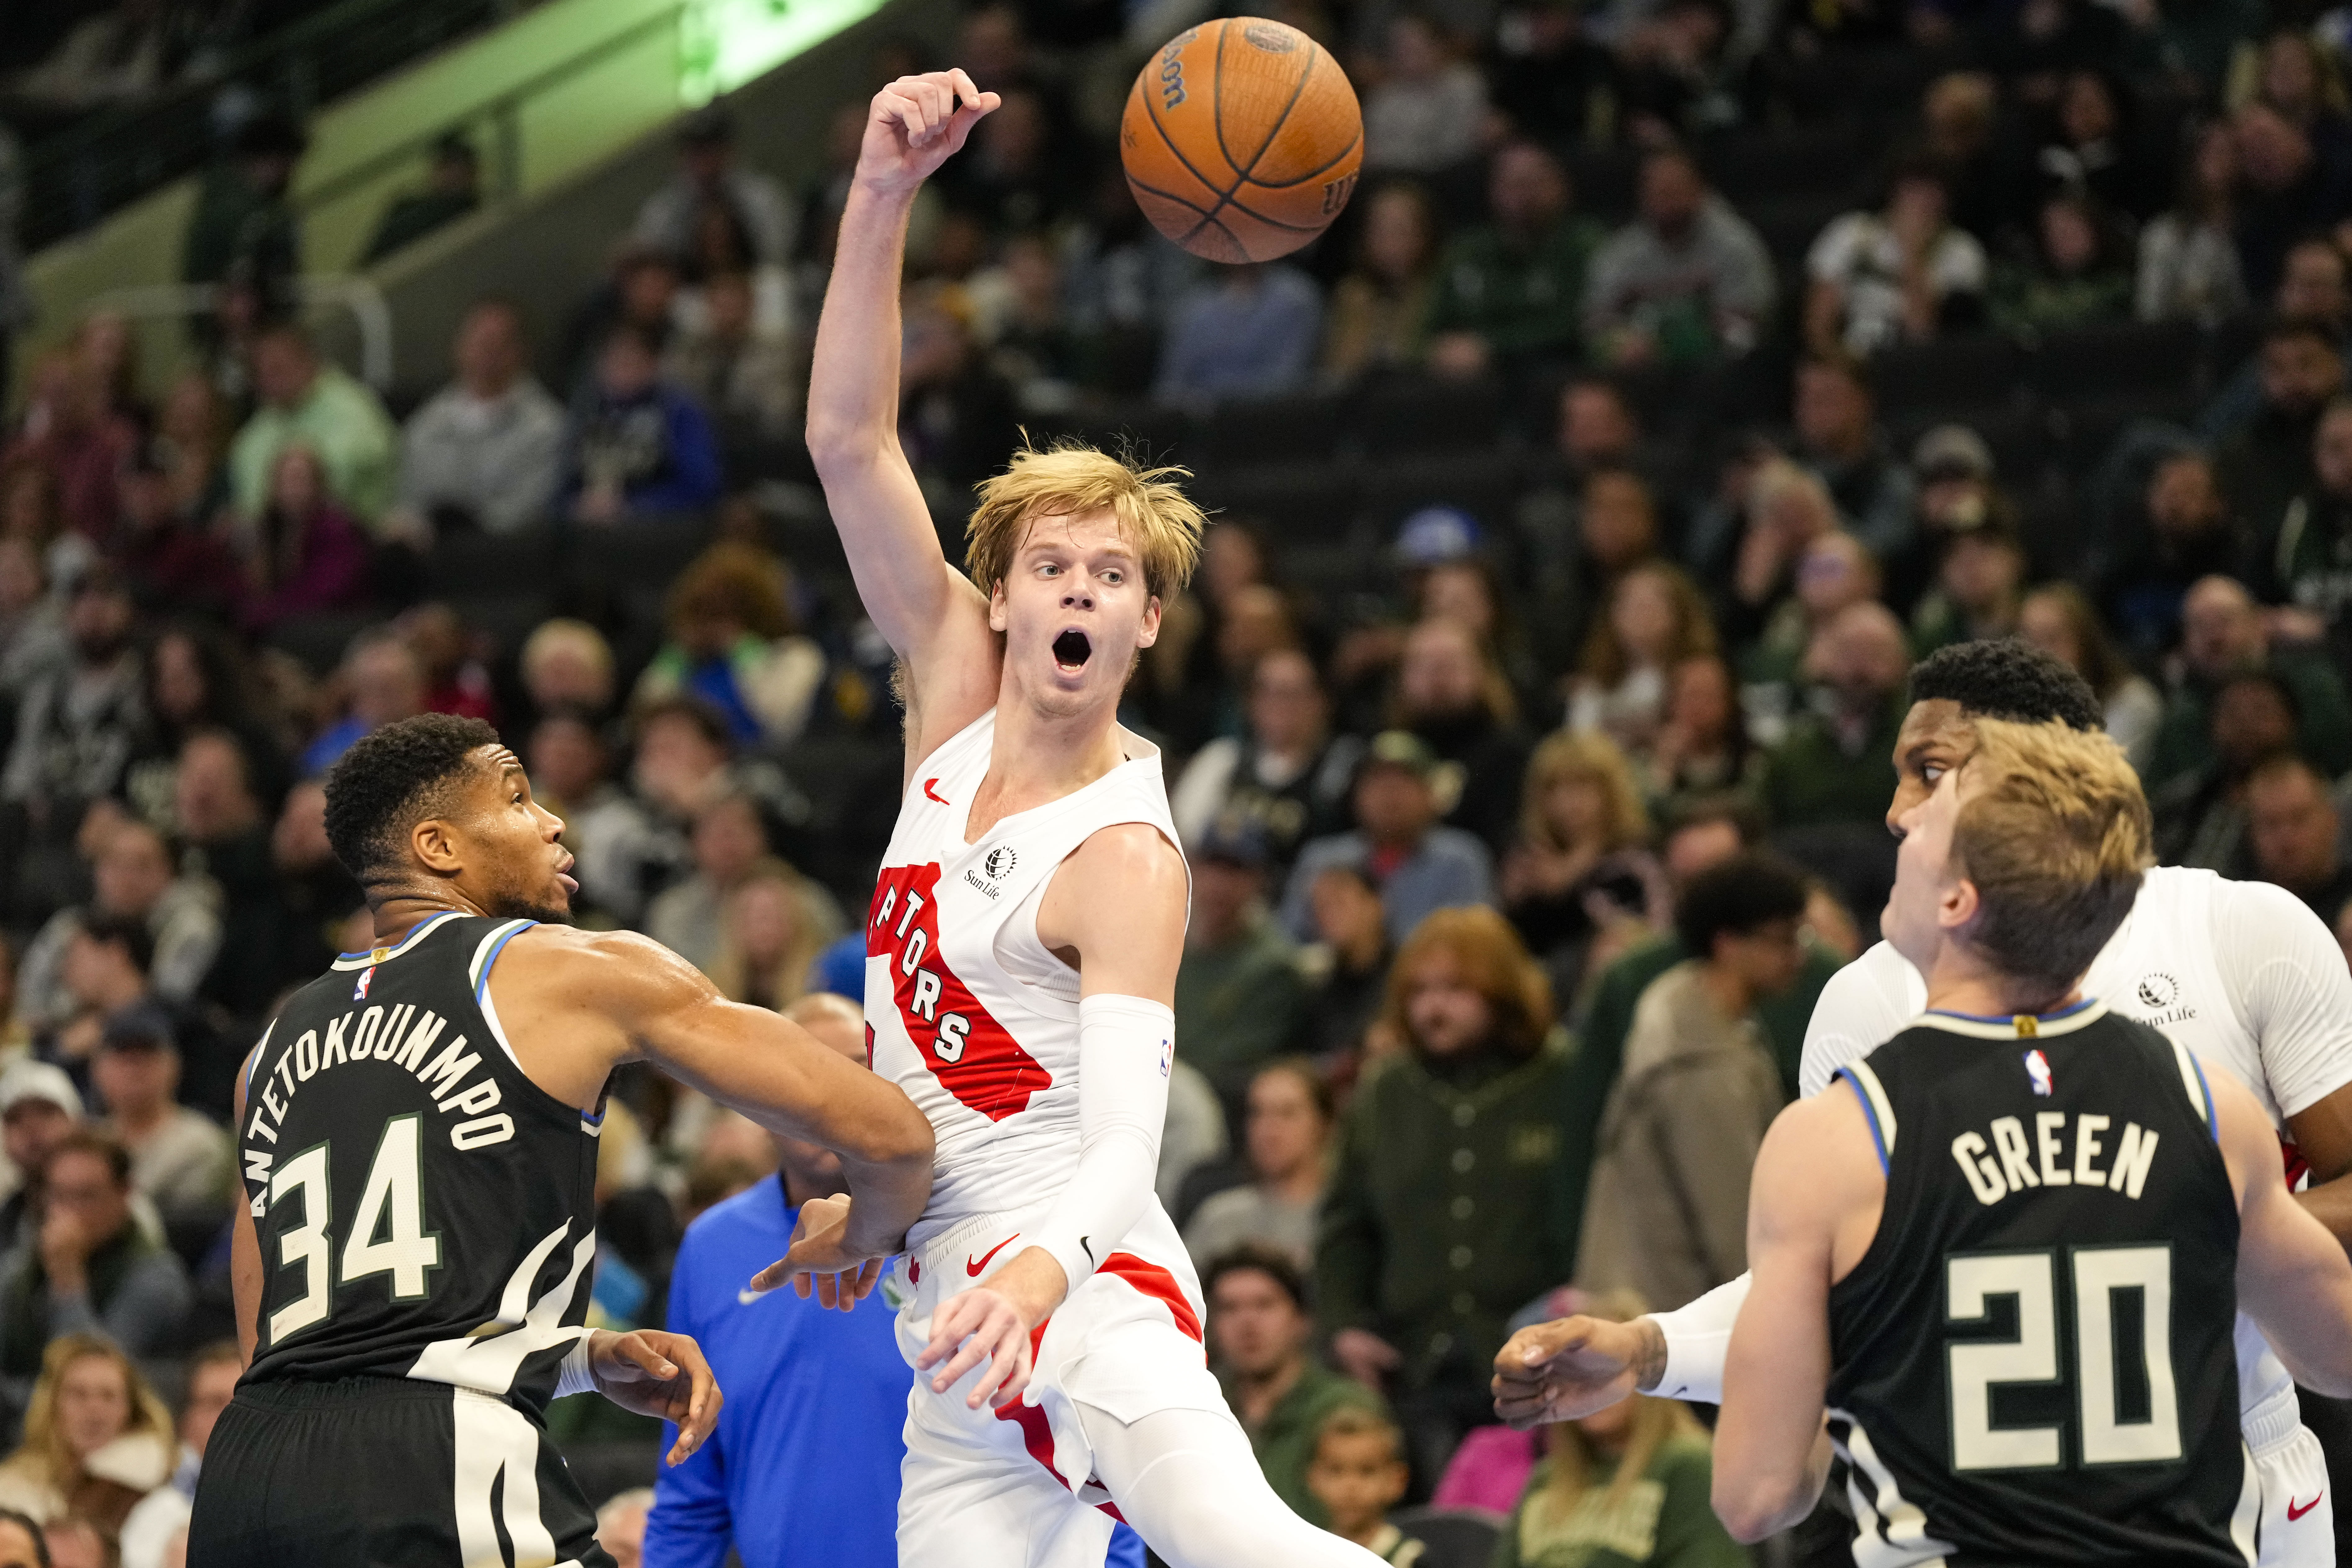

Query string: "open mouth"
[[1052, 629, 1092, 670]]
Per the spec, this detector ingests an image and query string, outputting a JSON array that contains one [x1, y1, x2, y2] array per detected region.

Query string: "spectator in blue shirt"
[[1279, 730, 1497, 946], [1154, 264, 1323, 405], [563, 326, 724, 523], [643, 993, 1144, 1568]]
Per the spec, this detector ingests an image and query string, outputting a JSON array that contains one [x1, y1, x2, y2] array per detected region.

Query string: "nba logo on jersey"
[[1159, 1038, 1172, 1078], [353, 966, 375, 1001], [2024, 1048, 2053, 1096]]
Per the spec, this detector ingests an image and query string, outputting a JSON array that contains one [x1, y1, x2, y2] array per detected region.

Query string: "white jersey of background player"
[[775, 67, 1388, 1568], [1494, 641, 2352, 1567]]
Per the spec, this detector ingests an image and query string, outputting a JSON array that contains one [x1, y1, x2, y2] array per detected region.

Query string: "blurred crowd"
[[11, 0, 2352, 1558]]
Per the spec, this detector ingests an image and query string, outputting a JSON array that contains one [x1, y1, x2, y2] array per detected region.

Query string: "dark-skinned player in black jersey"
[[188, 715, 948, 1567]]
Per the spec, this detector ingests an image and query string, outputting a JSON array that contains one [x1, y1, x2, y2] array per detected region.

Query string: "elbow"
[[860, 1100, 936, 1173], [1712, 1470, 1797, 1545]]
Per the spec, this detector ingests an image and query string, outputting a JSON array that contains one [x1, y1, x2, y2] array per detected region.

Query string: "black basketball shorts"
[[187, 1376, 615, 1568]]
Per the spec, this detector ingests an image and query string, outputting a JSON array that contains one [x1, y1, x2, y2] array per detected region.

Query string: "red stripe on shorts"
[[1096, 1253, 1202, 1342]]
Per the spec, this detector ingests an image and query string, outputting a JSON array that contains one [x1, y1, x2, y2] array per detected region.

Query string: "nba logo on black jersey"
[[2024, 1048, 2053, 1095], [353, 967, 374, 1001]]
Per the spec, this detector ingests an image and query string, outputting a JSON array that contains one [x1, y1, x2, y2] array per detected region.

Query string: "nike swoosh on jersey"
[[967, 1233, 1019, 1276], [2290, 1494, 2325, 1521]]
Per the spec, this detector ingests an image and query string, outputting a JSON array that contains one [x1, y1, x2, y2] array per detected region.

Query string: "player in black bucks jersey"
[[188, 716, 936, 1568], [1712, 720, 2352, 1567]]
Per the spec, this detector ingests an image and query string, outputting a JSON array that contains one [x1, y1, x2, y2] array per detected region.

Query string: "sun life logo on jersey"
[[2133, 969, 2198, 1027], [2023, 1047, 2054, 1097], [965, 843, 1017, 899]]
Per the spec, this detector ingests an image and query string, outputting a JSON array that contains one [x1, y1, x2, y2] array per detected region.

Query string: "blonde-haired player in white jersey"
[[769, 66, 1389, 1568], [1494, 639, 2352, 1567]]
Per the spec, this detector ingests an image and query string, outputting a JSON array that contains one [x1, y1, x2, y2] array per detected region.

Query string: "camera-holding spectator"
[[1583, 148, 1775, 367], [1424, 143, 1603, 381], [89, 1010, 228, 1240], [0, 1335, 174, 1534], [1174, 819, 1309, 1114], [361, 133, 480, 265], [1758, 601, 1909, 829], [2149, 575, 2352, 788], [1321, 183, 1440, 383], [1501, 731, 1669, 996], [1487, 1290, 1745, 1568], [17, 818, 217, 1035], [1281, 731, 1496, 946], [295, 629, 424, 777], [634, 106, 795, 272], [2018, 584, 2166, 773], [1576, 852, 1807, 1310], [115, 1342, 237, 1568], [2243, 754, 2352, 929], [1989, 192, 2135, 336], [1300, 863, 1394, 1066], [1805, 156, 1987, 357], [1154, 265, 1323, 406], [1569, 561, 1717, 754], [1909, 514, 2026, 654], [1185, 1062, 1331, 1271], [0, 1134, 192, 1383], [232, 445, 370, 634], [631, 543, 824, 749], [391, 300, 566, 538], [1170, 648, 1361, 883], [1318, 906, 1572, 1475], [2138, 121, 2249, 325], [1204, 1246, 1386, 1530], [1362, 15, 1488, 178], [226, 326, 398, 537], [562, 327, 725, 524], [1305, 1406, 1423, 1562]]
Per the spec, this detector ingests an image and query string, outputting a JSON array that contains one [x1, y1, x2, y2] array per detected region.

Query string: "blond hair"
[[1952, 718, 2152, 1004], [1521, 730, 1651, 855], [965, 441, 1206, 602], [2, 1334, 174, 1498], [1533, 1291, 1708, 1524]]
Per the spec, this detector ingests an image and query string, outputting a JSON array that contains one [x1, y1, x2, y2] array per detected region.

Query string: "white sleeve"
[[1031, 995, 1174, 1294], [1797, 942, 1923, 1099], [2211, 878, 2352, 1120], [1649, 1273, 1752, 1404]]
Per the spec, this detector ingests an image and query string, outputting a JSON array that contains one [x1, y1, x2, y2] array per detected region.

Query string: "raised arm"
[[1713, 1088, 1878, 1543], [2214, 1063, 2352, 1396], [807, 70, 1003, 751]]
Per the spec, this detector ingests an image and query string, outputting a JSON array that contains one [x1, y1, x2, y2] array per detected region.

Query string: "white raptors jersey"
[[1802, 864, 2352, 1432], [864, 708, 1186, 1236]]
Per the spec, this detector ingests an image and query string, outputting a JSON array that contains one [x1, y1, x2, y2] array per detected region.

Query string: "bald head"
[[784, 992, 865, 1063], [2182, 576, 2264, 680], [1816, 601, 1909, 703]]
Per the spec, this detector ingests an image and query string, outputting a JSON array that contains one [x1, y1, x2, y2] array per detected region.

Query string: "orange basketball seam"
[[1230, 39, 1321, 191], [1236, 124, 1361, 191], [1191, 19, 1318, 258], [1124, 173, 1217, 220], [1140, 57, 1239, 227]]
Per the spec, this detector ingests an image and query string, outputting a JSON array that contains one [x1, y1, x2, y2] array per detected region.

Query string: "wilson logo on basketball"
[[869, 862, 1051, 1121]]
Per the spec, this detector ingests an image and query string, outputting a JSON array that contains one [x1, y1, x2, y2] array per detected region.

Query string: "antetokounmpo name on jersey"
[[242, 1002, 514, 1199], [870, 862, 1051, 1122]]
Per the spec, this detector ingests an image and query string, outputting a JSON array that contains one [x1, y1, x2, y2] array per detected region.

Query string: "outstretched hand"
[[588, 1328, 722, 1466], [748, 1194, 887, 1310], [1491, 1313, 1662, 1430], [916, 1287, 1036, 1411], [858, 69, 1001, 196]]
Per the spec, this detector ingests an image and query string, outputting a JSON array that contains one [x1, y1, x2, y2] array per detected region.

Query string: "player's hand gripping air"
[[748, 1192, 887, 1310], [1492, 1314, 1661, 1428], [861, 70, 1000, 196], [582, 1328, 723, 1467]]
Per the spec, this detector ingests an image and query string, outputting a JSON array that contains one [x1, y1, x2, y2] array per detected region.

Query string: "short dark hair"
[[323, 713, 501, 884], [1202, 1244, 1309, 1313], [1676, 851, 1811, 960], [0, 1509, 49, 1567], [45, 1127, 131, 1190], [1664, 790, 1764, 846], [76, 911, 154, 975], [635, 694, 734, 753], [1907, 638, 2105, 731]]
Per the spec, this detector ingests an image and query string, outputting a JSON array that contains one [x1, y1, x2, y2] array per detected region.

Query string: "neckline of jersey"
[[955, 714, 1158, 850], [1914, 996, 2109, 1039], [329, 909, 463, 969]]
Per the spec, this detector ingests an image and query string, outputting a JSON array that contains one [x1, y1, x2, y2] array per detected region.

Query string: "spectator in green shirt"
[[1759, 602, 1908, 830], [1175, 817, 1310, 1116], [226, 324, 399, 535], [1488, 1292, 1750, 1568], [1424, 142, 1605, 380], [1207, 1245, 1386, 1527]]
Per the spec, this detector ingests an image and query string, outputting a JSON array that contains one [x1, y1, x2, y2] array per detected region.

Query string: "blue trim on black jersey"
[[473, 920, 537, 1004], [1923, 997, 2099, 1025], [333, 910, 461, 966], [1841, 1068, 1890, 1175]]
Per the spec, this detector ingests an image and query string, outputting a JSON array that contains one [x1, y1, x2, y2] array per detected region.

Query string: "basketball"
[[1119, 18, 1362, 264]]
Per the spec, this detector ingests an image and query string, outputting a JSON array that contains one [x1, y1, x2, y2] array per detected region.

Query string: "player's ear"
[[1136, 594, 1162, 648], [411, 816, 464, 877], [1938, 875, 1980, 935], [987, 579, 1009, 633]]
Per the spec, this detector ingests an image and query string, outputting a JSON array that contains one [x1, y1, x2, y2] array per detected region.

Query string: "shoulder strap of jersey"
[[1839, 1059, 1897, 1174], [466, 918, 538, 1070], [2170, 1037, 2222, 1145]]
